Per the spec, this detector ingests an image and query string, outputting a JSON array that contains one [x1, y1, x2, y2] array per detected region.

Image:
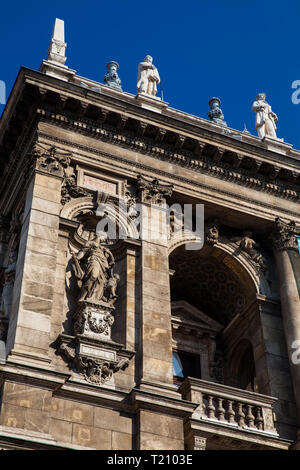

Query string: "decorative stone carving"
[[70, 236, 116, 304], [59, 339, 131, 385], [37, 112, 300, 202], [137, 55, 160, 96], [73, 301, 114, 338], [205, 218, 220, 245], [59, 231, 134, 385], [104, 61, 122, 91], [27, 144, 71, 178], [271, 217, 298, 252], [136, 174, 173, 205], [61, 169, 89, 205], [194, 436, 207, 450], [208, 98, 227, 127], [231, 230, 267, 270], [252, 93, 278, 139]]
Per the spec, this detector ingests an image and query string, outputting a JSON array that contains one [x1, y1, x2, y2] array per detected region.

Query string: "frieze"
[[36, 131, 300, 221], [35, 108, 300, 203]]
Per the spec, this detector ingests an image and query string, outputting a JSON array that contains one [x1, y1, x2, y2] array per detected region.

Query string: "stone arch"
[[60, 195, 139, 240], [168, 235, 271, 298]]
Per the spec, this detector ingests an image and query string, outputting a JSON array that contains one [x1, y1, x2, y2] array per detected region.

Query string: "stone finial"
[[47, 18, 67, 65], [242, 123, 251, 135], [104, 61, 122, 91], [40, 18, 76, 80], [208, 98, 227, 127]]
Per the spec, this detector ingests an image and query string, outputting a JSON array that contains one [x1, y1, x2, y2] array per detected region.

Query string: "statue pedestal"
[[135, 93, 169, 114], [58, 299, 134, 385], [262, 136, 293, 155]]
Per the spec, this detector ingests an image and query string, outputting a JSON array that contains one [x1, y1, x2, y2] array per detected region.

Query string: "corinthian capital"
[[271, 217, 298, 251]]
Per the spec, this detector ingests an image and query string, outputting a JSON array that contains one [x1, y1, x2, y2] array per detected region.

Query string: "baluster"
[[236, 402, 245, 427], [207, 395, 216, 419], [216, 398, 226, 421], [255, 407, 264, 430], [227, 400, 236, 424], [246, 404, 255, 428]]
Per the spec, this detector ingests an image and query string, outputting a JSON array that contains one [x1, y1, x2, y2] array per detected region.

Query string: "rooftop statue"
[[137, 55, 160, 96], [104, 61, 122, 91], [208, 98, 227, 127], [252, 93, 278, 139]]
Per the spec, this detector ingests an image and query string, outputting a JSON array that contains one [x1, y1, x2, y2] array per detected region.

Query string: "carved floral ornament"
[[271, 217, 299, 251], [26, 144, 72, 178]]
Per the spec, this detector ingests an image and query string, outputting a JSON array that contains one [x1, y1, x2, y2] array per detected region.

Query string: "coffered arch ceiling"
[[169, 244, 256, 326]]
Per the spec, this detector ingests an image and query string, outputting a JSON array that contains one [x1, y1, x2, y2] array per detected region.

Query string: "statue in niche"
[[137, 55, 160, 96], [252, 93, 278, 139], [70, 235, 116, 304], [208, 98, 227, 127]]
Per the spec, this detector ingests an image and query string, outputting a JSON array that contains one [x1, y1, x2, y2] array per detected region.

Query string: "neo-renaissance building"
[[0, 19, 300, 450]]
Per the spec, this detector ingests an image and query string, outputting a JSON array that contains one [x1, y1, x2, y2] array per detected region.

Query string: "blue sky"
[[1, 1, 300, 148]]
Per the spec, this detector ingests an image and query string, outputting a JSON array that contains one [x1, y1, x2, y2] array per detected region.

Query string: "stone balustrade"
[[179, 377, 278, 435]]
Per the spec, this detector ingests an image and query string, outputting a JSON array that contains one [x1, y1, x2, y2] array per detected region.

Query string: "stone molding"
[[30, 107, 300, 203], [136, 174, 173, 206], [30, 133, 300, 221]]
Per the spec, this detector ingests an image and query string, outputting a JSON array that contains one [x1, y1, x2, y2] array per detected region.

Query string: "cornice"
[[35, 131, 300, 222], [1, 69, 300, 215]]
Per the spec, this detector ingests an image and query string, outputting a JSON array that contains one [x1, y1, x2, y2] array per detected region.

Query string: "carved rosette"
[[271, 217, 298, 252], [136, 174, 173, 206]]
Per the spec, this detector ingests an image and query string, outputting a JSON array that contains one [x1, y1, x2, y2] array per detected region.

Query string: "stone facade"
[[0, 32, 300, 450]]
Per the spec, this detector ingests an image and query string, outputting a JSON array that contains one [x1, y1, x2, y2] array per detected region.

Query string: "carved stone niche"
[[58, 211, 134, 386]]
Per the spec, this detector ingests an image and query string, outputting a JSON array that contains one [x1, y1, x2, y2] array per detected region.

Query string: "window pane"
[[172, 352, 184, 377]]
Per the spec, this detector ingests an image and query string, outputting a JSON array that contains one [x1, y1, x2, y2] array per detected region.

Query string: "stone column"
[[136, 176, 175, 389], [5, 146, 68, 366], [272, 217, 300, 436]]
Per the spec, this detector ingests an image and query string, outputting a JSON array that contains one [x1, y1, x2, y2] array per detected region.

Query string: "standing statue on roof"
[[137, 55, 160, 96], [252, 93, 278, 139]]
